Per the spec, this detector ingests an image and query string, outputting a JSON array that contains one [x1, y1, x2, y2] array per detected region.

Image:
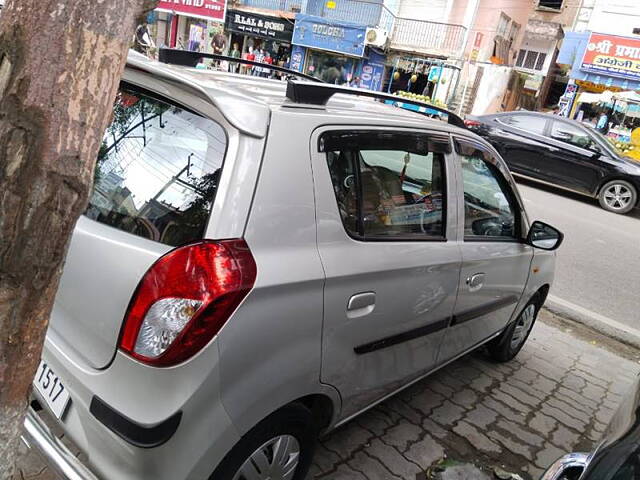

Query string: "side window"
[[497, 114, 547, 135], [550, 121, 599, 151], [322, 131, 448, 240], [85, 85, 227, 247], [456, 141, 519, 240]]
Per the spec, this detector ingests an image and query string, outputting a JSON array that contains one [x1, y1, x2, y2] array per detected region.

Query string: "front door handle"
[[466, 273, 485, 292], [347, 292, 376, 318]]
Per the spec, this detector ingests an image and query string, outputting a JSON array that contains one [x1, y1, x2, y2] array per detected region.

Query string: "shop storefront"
[[155, 0, 227, 53], [291, 14, 369, 86], [385, 54, 461, 107], [225, 9, 294, 75], [558, 31, 640, 117]]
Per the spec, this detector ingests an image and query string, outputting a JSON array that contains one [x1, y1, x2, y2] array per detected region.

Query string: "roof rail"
[[158, 48, 322, 83], [285, 80, 466, 129]]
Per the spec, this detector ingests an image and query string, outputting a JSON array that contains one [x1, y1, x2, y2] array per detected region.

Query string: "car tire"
[[598, 180, 637, 214], [210, 403, 317, 480], [487, 296, 540, 363]]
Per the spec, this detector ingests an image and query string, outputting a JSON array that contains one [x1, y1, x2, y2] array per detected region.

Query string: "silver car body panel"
[[29, 55, 557, 480]]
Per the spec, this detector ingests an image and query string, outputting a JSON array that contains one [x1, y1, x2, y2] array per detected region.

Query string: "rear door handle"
[[466, 273, 485, 292], [347, 292, 376, 318]]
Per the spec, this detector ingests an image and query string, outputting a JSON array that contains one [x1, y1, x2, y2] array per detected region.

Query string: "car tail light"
[[119, 240, 256, 367], [464, 119, 481, 127]]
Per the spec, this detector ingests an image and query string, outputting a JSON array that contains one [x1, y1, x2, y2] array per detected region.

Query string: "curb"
[[544, 295, 640, 350]]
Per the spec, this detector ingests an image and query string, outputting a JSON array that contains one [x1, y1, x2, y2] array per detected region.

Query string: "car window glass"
[[497, 114, 547, 135], [322, 131, 447, 240], [550, 121, 599, 151], [85, 85, 227, 247], [456, 142, 518, 240]]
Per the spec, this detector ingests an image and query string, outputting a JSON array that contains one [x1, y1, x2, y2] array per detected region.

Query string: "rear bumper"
[[21, 406, 98, 480]]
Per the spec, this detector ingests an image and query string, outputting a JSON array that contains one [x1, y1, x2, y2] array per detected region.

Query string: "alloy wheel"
[[603, 183, 633, 211], [232, 435, 300, 480], [510, 304, 536, 350]]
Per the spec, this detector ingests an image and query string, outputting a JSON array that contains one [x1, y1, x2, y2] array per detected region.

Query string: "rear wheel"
[[598, 180, 637, 214], [487, 297, 539, 362], [211, 403, 317, 480]]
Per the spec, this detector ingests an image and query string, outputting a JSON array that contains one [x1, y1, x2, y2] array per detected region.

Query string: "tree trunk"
[[0, 0, 156, 476]]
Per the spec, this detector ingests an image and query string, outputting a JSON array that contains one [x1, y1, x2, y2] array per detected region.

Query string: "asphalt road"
[[516, 178, 640, 331]]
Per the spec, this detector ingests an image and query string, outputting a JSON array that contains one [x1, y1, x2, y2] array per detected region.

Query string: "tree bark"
[[0, 0, 156, 476]]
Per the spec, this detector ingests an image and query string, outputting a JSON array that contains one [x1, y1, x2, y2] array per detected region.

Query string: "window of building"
[[508, 22, 521, 47], [456, 141, 519, 241], [497, 12, 511, 38], [538, 0, 563, 10], [85, 85, 227, 247], [516, 49, 548, 71], [322, 131, 448, 240]]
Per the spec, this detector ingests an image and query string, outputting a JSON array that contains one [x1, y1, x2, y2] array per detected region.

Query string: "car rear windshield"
[[85, 84, 227, 247]]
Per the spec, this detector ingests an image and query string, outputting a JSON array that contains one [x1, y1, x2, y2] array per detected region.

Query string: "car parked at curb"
[[465, 111, 640, 214], [23, 50, 563, 480], [542, 374, 640, 480]]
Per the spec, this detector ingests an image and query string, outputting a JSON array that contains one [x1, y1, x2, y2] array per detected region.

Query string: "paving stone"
[[465, 403, 499, 429], [540, 404, 587, 431], [551, 424, 581, 450], [430, 400, 466, 427], [321, 424, 372, 460], [364, 438, 422, 479], [581, 383, 608, 403], [545, 397, 592, 425], [313, 443, 342, 473], [529, 411, 557, 437], [383, 420, 423, 451], [483, 397, 527, 425], [499, 383, 541, 407], [534, 443, 568, 470], [556, 386, 598, 411], [505, 377, 546, 401], [453, 420, 502, 454], [316, 463, 368, 480], [595, 406, 617, 425], [404, 434, 445, 469], [469, 374, 494, 393], [496, 419, 545, 448], [487, 429, 534, 461], [347, 451, 402, 480], [450, 388, 478, 410], [408, 389, 445, 417]]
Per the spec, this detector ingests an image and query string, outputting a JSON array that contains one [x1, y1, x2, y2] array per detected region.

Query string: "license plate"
[[33, 360, 70, 419]]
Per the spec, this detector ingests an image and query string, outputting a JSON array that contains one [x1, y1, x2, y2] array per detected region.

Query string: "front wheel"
[[487, 298, 539, 362], [211, 403, 317, 480], [598, 180, 637, 214]]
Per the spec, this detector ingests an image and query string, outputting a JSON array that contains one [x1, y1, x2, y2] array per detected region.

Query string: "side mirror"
[[527, 221, 564, 251]]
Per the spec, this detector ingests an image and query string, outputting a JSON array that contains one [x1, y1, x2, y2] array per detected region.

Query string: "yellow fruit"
[[410, 74, 418, 83], [393, 71, 400, 80]]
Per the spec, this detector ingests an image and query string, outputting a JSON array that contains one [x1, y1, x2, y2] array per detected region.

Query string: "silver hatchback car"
[[23, 51, 563, 480]]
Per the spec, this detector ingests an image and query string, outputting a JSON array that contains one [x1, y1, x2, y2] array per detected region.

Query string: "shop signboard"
[[225, 10, 294, 43], [359, 50, 385, 91], [289, 45, 306, 72], [292, 14, 366, 57], [156, 0, 226, 22], [581, 32, 640, 81]]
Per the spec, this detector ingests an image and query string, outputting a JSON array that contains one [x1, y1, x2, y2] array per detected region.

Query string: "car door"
[[438, 138, 533, 362], [486, 113, 551, 177], [539, 120, 608, 195], [312, 127, 462, 419]]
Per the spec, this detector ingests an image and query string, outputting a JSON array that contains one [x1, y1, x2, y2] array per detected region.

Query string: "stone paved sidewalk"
[[14, 310, 640, 480]]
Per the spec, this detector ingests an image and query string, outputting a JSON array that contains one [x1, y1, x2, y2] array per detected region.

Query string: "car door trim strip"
[[353, 318, 450, 355], [450, 295, 519, 326]]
